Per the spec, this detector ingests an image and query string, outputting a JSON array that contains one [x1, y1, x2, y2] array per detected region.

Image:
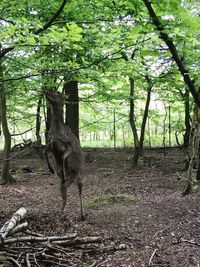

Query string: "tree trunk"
[[35, 93, 44, 158], [183, 106, 200, 195], [0, 100, 2, 136], [129, 78, 139, 148], [44, 101, 51, 145], [36, 94, 42, 143], [0, 64, 14, 184], [139, 78, 152, 155], [168, 105, 171, 146], [63, 79, 79, 139], [113, 108, 116, 148], [129, 77, 140, 169], [147, 117, 151, 148], [142, 0, 200, 193], [162, 105, 167, 156], [183, 88, 191, 147]]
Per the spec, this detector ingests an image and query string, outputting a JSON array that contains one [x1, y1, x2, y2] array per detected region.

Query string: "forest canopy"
[[0, 0, 199, 149]]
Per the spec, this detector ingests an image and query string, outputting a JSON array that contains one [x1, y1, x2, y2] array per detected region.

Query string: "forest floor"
[[1, 146, 200, 266]]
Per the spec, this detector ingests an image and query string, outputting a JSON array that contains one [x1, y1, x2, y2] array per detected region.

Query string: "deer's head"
[[45, 89, 68, 106]]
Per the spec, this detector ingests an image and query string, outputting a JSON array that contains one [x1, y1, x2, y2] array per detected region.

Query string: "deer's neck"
[[50, 106, 64, 129]]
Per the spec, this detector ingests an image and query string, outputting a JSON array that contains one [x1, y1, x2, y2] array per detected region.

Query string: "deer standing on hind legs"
[[45, 88, 85, 220]]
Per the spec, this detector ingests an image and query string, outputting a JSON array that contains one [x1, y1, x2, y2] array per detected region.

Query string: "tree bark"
[[0, 100, 2, 136], [183, 88, 191, 147], [63, 79, 79, 139], [44, 100, 51, 144], [0, 63, 14, 184], [129, 77, 139, 149], [129, 77, 140, 169], [183, 106, 200, 194], [36, 94, 43, 143], [139, 77, 152, 155], [0, 207, 27, 241], [35, 93, 44, 158]]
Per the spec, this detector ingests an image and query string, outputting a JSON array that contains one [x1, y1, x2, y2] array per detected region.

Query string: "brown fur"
[[45, 88, 85, 220]]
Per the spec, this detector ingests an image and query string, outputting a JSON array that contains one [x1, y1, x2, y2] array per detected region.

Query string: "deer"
[[45, 88, 85, 220]]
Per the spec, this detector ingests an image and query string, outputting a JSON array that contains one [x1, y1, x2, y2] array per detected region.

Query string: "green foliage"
[[0, 0, 199, 148]]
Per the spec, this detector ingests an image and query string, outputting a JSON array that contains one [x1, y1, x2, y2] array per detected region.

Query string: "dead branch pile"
[[0, 208, 126, 267]]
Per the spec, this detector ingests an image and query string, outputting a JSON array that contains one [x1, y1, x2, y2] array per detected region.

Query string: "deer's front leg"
[[45, 144, 54, 174]]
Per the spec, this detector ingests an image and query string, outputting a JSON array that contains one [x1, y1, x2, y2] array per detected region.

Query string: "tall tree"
[[63, 79, 79, 139], [142, 0, 200, 193], [0, 62, 14, 183]]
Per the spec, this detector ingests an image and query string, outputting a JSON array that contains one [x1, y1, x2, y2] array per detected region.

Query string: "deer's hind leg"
[[59, 178, 73, 217], [75, 174, 84, 221]]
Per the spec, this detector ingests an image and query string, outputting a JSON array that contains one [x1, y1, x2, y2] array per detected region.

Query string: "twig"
[[151, 225, 171, 240], [53, 236, 102, 247], [11, 127, 34, 137], [0, 147, 31, 163], [25, 230, 44, 237], [148, 248, 158, 266], [178, 237, 200, 247], [25, 253, 31, 267], [7, 257, 22, 267], [89, 261, 97, 267], [33, 253, 40, 267]]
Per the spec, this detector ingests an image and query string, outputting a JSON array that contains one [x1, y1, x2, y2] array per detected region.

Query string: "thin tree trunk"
[[163, 106, 167, 156], [129, 78, 139, 148], [35, 93, 44, 158], [113, 108, 116, 149], [183, 88, 191, 147], [129, 77, 140, 169], [0, 64, 14, 184], [139, 78, 152, 155], [0, 101, 2, 136], [168, 105, 171, 146], [147, 116, 151, 148], [63, 79, 79, 139], [44, 99, 51, 145], [36, 94, 42, 143]]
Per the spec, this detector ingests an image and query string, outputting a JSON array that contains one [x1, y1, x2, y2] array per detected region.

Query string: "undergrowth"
[[85, 194, 136, 208]]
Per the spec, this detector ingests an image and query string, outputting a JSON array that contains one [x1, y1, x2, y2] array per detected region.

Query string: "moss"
[[85, 194, 136, 208]]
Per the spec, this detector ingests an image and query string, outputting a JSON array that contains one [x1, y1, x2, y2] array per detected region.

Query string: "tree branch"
[[34, 0, 68, 34], [142, 0, 200, 107], [0, 0, 68, 59], [1, 38, 151, 83]]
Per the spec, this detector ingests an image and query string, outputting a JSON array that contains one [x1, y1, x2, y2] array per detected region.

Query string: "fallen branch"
[[9, 222, 28, 236], [53, 236, 102, 247], [0, 208, 126, 267], [2, 233, 78, 245], [174, 236, 200, 247], [0, 207, 27, 242], [148, 248, 158, 266], [7, 257, 22, 267]]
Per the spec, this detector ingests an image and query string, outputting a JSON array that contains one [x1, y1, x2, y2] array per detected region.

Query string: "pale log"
[[1, 233, 78, 246], [0, 207, 27, 242]]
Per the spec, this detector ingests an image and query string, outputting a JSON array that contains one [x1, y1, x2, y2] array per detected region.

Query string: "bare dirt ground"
[[1, 147, 200, 266]]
